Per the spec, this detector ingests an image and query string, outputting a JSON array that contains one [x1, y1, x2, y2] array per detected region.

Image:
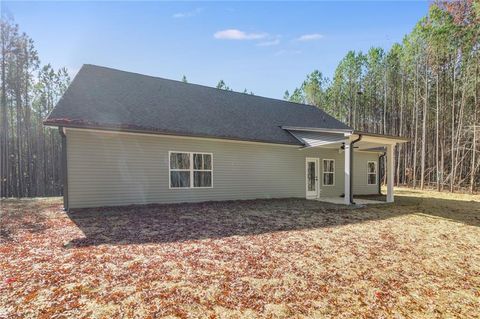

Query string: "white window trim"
[[169, 151, 213, 189], [322, 159, 335, 186], [367, 160, 377, 185]]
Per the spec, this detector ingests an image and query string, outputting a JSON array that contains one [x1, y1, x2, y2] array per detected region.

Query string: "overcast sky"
[[5, 1, 428, 99]]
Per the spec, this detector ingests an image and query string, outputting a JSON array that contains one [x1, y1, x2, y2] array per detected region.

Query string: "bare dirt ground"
[[1, 188, 479, 318]]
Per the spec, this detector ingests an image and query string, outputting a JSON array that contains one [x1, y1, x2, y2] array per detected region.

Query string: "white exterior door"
[[305, 158, 319, 199]]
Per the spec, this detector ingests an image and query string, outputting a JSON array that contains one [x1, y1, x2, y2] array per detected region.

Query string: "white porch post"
[[386, 143, 395, 203], [344, 140, 351, 205]]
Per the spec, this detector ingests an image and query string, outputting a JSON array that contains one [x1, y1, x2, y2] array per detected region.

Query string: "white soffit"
[[286, 130, 346, 148]]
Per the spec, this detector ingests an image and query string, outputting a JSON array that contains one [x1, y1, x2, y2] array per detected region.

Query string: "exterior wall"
[[66, 129, 380, 208], [352, 152, 381, 195]]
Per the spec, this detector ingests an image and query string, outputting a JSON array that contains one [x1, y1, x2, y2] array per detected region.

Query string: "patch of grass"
[[1, 191, 479, 318]]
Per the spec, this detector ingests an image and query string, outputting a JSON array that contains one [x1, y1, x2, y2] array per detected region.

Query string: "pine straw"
[[1, 190, 479, 318]]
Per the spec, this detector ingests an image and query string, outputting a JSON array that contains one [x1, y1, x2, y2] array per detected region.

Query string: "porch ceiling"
[[295, 140, 397, 152], [286, 130, 347, 148], [282, 126, 408, 150]]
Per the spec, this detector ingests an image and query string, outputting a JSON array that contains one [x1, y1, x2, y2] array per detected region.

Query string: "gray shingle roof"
[[45, 64, 351, 145]]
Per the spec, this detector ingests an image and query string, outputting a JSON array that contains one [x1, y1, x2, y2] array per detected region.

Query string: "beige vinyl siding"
[[352, 152, 380, 195], [66, 129, 380, 208]]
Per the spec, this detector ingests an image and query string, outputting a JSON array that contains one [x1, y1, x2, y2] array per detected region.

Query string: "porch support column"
[[386, 143, 395, 203], [344, 140, 351, 205]]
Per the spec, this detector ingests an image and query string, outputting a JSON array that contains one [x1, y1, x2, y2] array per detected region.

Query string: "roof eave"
[[43, 121, 304, 147], [352, 131, 409, 143]]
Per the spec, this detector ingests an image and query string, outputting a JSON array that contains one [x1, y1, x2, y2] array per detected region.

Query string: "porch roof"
[[282, 126, 408, 150]]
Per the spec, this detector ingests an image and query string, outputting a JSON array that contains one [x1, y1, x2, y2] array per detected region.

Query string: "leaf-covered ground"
[[1, 188, 479, 318]]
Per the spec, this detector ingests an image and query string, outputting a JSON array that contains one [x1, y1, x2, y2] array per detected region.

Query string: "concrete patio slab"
[[317, 197, 386, 205]]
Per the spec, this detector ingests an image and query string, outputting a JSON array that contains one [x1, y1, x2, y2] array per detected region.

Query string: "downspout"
[[378, 152, 386, 195], [59, 127, 69, 211], [349, 134, 362, 204]]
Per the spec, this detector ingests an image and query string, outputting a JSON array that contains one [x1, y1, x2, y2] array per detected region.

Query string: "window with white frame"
[[322, 159, 335, 186], [367, 161, 377, 185], [169, 152, 212, 188]]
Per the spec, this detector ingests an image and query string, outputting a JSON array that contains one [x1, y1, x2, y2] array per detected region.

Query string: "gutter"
[[58, 127, 69, 211], [349, 134, 362, 204], [378, 152, 386, 195]]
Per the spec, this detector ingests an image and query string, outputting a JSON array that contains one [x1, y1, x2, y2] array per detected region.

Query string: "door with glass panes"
[[305, 158, 319, 199]]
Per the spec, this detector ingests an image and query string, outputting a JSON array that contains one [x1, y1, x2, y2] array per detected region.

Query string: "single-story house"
[[44, 65, 408, 210]]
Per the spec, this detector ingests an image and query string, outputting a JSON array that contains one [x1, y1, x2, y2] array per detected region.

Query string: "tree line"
[[0, 17, 70, 198], [285, 1, 479, 193]]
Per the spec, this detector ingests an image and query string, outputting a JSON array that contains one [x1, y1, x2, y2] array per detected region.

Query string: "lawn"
[[1, 188, 479, 318]]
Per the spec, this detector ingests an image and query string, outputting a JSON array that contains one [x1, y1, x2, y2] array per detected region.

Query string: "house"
[[44, 65, 408, 210]]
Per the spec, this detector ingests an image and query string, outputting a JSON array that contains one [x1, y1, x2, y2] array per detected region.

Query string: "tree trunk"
[[420, 62, 428, 190], [383, 63, 387, 135], [452, 74, 466, 192], [396, 74, 404, 185], [413, 62, 419, 188], [15, 88, 23, 197], [470, 61, 478, 193], [450, 60, 456, 192], [0, 23, 8, 198], [436, 68, 440, 191]]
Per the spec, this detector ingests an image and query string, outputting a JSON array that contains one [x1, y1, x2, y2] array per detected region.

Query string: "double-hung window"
[[367, 161, 377, 185], [169, 152, 213, 188], [322, 159, 335, 186]]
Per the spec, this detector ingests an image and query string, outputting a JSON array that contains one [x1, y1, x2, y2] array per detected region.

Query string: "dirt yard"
[[1, 188, 479, 318]]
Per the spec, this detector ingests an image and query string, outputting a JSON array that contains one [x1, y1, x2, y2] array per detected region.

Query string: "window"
[[193, 153, 212, 188], [367, 161, 377, 185], [322, 159, 335, 186], [169, 152, 213, 188], [170, 152, 191, 188]]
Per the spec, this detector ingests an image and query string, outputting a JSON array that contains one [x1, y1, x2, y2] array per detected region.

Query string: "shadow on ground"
[[66, 198, 401, 247], [0, 199, 51, 242], [66, 195, 479, 247], [392, 195, 480, 227]]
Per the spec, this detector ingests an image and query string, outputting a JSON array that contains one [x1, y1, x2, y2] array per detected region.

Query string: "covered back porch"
[[284, 126, 408, 205]]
